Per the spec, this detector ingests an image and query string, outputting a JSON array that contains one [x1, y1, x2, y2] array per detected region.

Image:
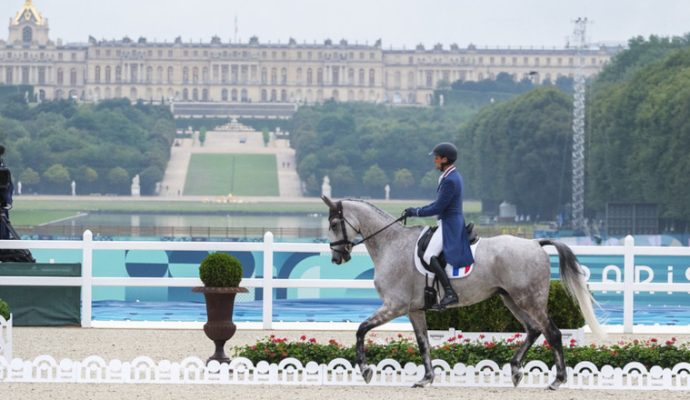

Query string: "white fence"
[[0, 315, 11, 360], [1, 355, 690, 390], [1, 232, 690, 333]]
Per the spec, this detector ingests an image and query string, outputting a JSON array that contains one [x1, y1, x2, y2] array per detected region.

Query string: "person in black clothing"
[[0, 145, 15, 240]]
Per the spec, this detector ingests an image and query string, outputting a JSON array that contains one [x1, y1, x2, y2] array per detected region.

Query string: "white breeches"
[[423, 220, 443, 264]]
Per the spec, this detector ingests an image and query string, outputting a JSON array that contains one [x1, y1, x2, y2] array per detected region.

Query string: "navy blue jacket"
[[411, 167, 474, 267]]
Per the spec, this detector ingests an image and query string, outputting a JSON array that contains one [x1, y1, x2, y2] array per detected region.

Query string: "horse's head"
[[322, 195, 359, 265]]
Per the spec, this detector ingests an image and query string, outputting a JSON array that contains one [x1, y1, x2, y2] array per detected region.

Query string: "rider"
[[403, 142, 474, 309]]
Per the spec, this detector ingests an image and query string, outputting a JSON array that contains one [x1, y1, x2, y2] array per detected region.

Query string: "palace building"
[[1, 1, 617, 107]]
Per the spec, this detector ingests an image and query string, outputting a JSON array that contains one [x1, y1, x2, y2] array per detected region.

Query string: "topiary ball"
[[0, 298, 10, 321], [199, 253, 243, 287]]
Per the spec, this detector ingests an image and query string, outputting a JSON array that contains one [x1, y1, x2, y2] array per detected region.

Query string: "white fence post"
[[82, 230, 93, 328], [263, 231, 274, 330], [623, 235, 635, 333], [0, 314, 11, 360]]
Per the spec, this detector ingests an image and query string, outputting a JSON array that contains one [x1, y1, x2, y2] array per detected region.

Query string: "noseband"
[[328, 201, 360, 257], [328, 201, 406, 257]]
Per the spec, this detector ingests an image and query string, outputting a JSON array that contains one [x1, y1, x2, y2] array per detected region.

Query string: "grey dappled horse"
[[323, 196, 604, 390]]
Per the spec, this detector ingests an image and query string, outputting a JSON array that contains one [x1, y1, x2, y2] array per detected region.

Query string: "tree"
[[139, 165, 163, 195], [393, 168, 415, 189], [106, 167, 130, 194], [262, 128, 270, 147], [199, 127, 207, 146], [73, 166, 98, 194], [19, 167, 40, 192], [42, 164, 71, 194], [329, 164, 357, 196], [420, 169, 438, 190], [362, 164, 388, 196]]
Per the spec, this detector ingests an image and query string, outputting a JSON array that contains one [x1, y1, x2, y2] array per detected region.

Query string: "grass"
[[9, 210, 80, 226], [9, 198, 482, 226], [183, 154, 278, 196]]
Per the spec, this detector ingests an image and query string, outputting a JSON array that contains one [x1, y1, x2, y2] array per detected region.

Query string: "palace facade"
[[1, 1, 617, 106]]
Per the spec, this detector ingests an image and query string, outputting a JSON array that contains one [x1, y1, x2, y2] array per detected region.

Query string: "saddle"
[[416, 223, 478, 272], [416, 223, 479, 311]]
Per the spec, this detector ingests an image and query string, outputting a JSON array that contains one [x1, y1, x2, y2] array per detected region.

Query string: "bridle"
[[328, 201, 406, 258]]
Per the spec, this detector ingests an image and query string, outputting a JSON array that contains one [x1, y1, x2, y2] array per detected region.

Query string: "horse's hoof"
[[412, 379, 432, 388], [511, 368, 524, 387], [362, 367, 374, 384], [547, 380, 564, 390]]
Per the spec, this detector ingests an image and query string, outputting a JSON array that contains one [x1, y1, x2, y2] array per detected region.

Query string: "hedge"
[[426, 280, 585, 331]]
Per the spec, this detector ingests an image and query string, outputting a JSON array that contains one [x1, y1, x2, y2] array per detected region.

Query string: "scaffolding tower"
[[571, 18, 588, 230]]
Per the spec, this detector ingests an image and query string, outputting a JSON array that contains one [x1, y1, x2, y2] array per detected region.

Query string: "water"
[[91, 298, 690, 326]]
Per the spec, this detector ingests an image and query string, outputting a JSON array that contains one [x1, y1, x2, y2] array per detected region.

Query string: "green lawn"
[[183, 154, 279, 196], [9, 210, 80, 226]]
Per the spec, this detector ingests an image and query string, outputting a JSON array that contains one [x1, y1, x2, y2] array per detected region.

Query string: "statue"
[[321, 176, 331, 198], [71, 180, 76, 196], [385, 184, 390, 200], [131, 174, 141, 197], [17, 181, 21, 195]]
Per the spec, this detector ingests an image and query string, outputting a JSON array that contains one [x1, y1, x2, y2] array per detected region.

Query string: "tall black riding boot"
[[429, 256, 459, 308]]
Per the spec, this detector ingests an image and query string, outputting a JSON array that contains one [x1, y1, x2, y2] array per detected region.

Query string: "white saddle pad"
[[413, 226, 479, 280]]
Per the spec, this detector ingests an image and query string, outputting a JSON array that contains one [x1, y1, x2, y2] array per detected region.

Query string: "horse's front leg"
[[356, 304, 404, 384], [408, 309, 434, 387]]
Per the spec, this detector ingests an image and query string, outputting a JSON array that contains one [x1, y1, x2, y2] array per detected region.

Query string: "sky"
[[1, 0, 688, 49]]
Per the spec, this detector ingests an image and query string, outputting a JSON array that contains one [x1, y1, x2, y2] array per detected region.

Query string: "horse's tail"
[[539, 239, 606, 339]]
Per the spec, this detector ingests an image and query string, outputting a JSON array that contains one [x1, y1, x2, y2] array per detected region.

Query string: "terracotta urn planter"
[[193, 286, 248, 364]]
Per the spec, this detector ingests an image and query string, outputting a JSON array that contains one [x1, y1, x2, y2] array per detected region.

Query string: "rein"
[[329, 201, 406, 253]]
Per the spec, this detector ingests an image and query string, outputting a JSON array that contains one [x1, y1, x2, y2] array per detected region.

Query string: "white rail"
[[1, 233, 689, 333]]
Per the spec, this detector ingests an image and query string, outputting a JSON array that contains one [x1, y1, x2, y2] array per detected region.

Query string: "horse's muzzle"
[[331, 252, 351, 265]]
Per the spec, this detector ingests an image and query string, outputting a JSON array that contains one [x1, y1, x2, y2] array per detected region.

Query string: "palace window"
[[23, 26, 32, 43], [368, 69, 375, 86], [95, 66, 101, 83], [358, 69, 365, 86], [307, 68, 313, 85], [105, 66, 111, 83], [70, 68, 77, 86], [130, 65, 138, 82]]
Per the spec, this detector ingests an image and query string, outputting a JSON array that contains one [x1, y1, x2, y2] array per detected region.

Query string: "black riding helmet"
[[429, 142, 457, 164]]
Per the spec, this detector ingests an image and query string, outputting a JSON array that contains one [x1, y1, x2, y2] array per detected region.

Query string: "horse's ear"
[[321, 195, 336, 210]]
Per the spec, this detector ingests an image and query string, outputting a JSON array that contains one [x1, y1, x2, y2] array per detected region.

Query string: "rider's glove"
[[403, 208, 417, 218]]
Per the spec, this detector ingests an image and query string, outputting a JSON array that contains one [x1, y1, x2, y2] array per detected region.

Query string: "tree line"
[[290, 79, 573, 218], [291, 34, 690, 223], [0, 97, 175, 195]]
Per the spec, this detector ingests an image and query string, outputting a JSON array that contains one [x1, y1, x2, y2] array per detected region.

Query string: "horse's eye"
[[330, 222, 337, 230]]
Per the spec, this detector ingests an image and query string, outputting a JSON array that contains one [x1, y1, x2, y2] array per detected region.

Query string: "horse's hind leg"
[[408, 310, 434, 388], [506, 295, 567, 390], [500, 294, 542, 387], [356, 304, 405, 384], [542, 316, 566, 390]]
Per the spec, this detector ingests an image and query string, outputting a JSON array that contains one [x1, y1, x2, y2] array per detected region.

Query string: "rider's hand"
[[403, 208, 416, 218]]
